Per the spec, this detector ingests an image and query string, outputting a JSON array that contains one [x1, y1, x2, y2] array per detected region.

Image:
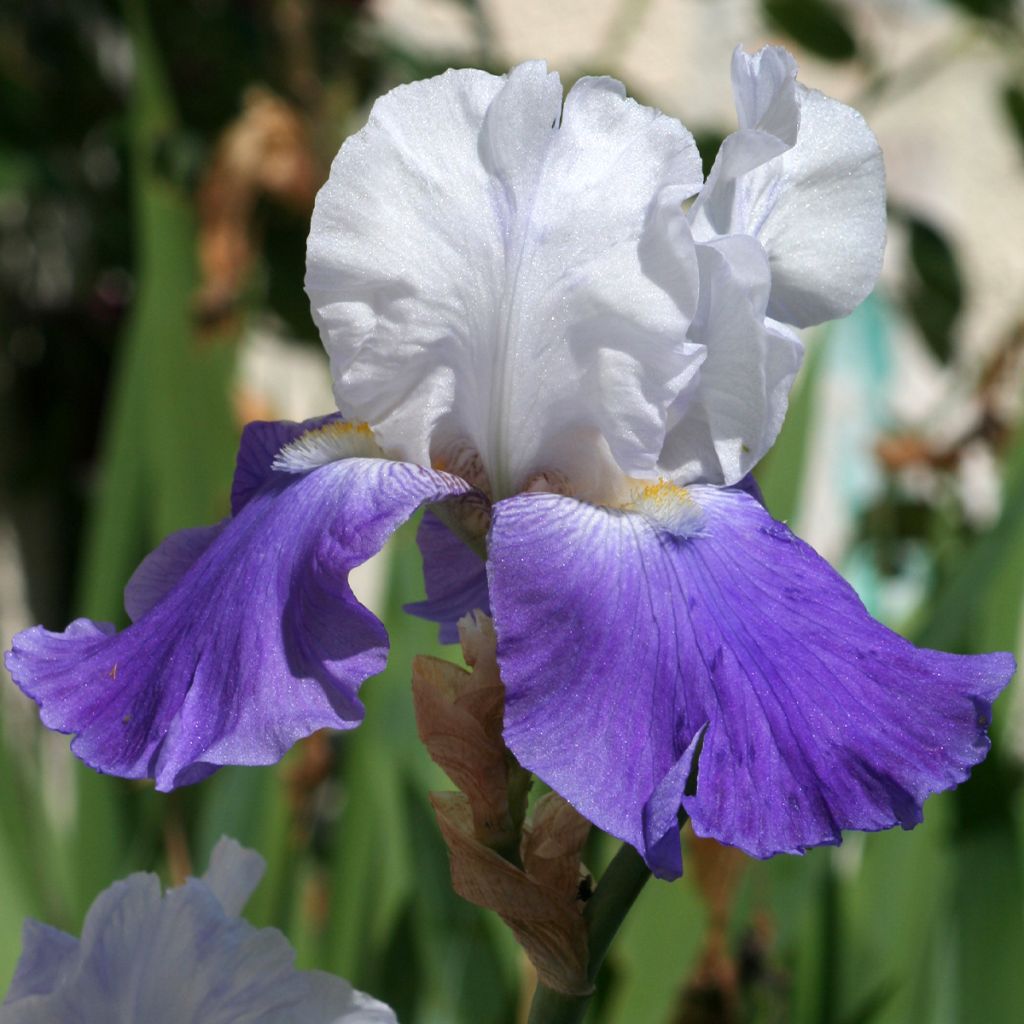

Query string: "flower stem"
[[526, 838, 656, 1024]]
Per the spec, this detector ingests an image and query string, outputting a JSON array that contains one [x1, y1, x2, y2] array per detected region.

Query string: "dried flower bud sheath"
[[411, 613, 529, 856], [413, 613, 592, 996], [433, 791, 592, 997]]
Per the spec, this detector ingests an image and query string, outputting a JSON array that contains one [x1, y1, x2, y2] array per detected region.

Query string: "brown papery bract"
[[413, 612, 592, 996]]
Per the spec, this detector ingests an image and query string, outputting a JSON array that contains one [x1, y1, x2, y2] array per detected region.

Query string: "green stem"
[[527, 835, 663, 1024]]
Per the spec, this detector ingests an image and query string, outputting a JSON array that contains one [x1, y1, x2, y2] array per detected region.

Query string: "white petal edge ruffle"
[[691, 44, 886, 329], [659, 235, 803, 485], [306, 62, 704, 500], [2, 838, 396, 1024]]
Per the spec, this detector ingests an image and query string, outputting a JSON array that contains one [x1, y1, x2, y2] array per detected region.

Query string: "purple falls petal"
[[734, 472, 765, 506], [230, 414, 342, 515], [6, 458, 470, 790], [124, 524, 226, 623], [488, 486, 1015, 879], [124, 415, 344, 622], [404, 510, 490, 643]]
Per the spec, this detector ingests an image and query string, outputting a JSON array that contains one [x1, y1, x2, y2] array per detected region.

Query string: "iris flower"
[[1, 838, 396, 1023], [6, 48, 1014, 879]]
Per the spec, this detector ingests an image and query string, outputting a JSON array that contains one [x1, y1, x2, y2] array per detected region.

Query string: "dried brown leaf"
[[195, 86, 320, 328]]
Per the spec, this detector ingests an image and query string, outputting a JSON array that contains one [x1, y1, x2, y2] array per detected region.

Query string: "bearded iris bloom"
[[5, 48, 1015, 879], [1, 838, 395, 1023]]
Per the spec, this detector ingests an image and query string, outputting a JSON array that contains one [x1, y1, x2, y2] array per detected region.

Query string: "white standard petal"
[[732, 43, 800, 140], [691, 45, 885, 329], [306, 62, 703, 500], [659, 236, 803, 485]]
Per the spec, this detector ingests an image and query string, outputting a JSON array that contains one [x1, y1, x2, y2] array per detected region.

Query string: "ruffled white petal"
[[4, 921, 79, 1004], [732, 44, 800, 140], [307, 62, 703, 499], [691, 45, 885, 329], [2, 839, 396, 1024], [659, 236, 803, 485], [201, 836, 265, 917]]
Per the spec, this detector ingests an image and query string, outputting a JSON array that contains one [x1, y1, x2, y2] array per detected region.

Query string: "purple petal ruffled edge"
[[487, 485, 1014, 878], [5, 418, 471, 790]]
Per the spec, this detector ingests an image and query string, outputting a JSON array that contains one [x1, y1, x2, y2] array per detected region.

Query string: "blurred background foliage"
[[1, 1, 1023, 1022]]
